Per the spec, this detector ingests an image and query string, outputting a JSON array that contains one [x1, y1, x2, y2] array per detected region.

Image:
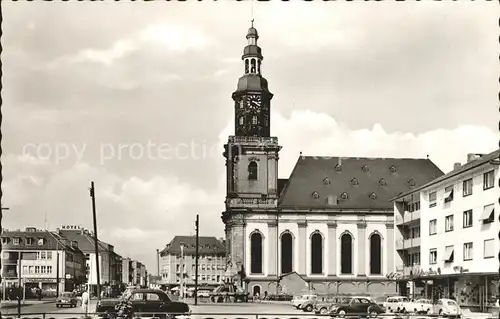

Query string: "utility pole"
[[0, 206, 10, 306], [56, 241, 60, 298], [179, 243, 184, 301], [90, 181, 101, 300], [17, 251, 22, 318], [194, 215, 199, 306]]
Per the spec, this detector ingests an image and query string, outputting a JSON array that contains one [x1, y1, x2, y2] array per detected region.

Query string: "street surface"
[[0, 300, 495, 319]]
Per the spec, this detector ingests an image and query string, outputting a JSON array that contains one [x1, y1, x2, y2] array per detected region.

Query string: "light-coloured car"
[[433, 299, 461, 318], [292, 294, 317, 309], [406, 299, 433, 314], [384, 296, 410, 313]]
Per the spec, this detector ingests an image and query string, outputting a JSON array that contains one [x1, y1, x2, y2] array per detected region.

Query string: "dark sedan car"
[[56, 292, 78, 308], [330, 296, 386, 317], [96, 288, 190, 319]]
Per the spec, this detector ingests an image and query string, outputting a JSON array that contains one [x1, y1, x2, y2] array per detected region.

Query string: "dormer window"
[[379, 178, 386, 186], [361, 165, 369, 172], [26, 238, 33, 245], [340, 192, 348, 200], [407, 178, 416, 187], [334, 164, 342, 172], [1, 237, 8, 245], [351, 178, 359, 186], [248, 161, 258, 180], [369, 192, 377, 200], [13, 237, 20, 245], [323, 177, 330, 185], [38, 238, 44, 246], [311, 191, 320, 199], [389, 165, 397, 173]]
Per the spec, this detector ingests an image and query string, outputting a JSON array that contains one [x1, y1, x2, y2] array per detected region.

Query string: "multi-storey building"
[[1, 227, 86, 295], [122, 257, 133, 285], [159, 236, 226, 288], [393, 150, 499, 311], [57, 225, 122, 294], [220, 22, 445, 297], [130, 260, 147, 287]]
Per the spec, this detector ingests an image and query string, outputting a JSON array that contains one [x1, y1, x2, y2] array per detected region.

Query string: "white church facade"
[[221, 23, 444, 296]]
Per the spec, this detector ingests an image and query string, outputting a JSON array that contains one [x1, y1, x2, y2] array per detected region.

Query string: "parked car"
[[406, 298, 433, 314], [433, 298, 461, 318], [384, 296, 410, 313], [95, 288, 190, 319], [299, 295, 319, 312], [196, 290, 210, 298], [291, 294, 317, 310], [56, 292, 78, 308], [314, 296, 347, 315], [330, 296, 385, 317]]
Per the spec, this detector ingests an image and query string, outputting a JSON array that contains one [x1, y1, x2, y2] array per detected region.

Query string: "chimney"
[[453, 162, 461, 170], [466, 153, 484, 163]]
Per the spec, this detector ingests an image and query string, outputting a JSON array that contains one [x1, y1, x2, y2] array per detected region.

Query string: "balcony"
[[396, 237, 421, 250], [396, 210, 421, 226]]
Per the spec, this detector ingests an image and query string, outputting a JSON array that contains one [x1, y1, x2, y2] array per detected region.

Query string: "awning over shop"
[[479, 205, 494, 221]]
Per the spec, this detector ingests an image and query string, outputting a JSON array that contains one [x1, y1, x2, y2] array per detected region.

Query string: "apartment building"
[[159, 236, 226, 288], [393, 150, 499, 311], [57, 225, 122, 294], [1, 227, 86, 295]]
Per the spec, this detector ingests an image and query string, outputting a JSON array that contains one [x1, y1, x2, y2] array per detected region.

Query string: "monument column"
[[357, 220, 367, 277], [386, 223, 395, 274], [267, 220, 278, 277], [327, 221, 337, 276], [297, 221, 307, 276]]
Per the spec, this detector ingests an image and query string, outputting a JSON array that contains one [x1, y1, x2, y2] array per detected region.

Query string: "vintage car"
[[433, 298, 461, 318], [406, 298, 433, 314], [95, 288, 190, 319], [330, 296, 386, 317], [56, 292, 78, 308], [291, 294, 317, 310], [314, 296, 347, 315], [383, 296, 410, 313]]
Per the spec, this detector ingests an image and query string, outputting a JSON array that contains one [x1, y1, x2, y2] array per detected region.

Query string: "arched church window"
[[245, 59, 249, 74], [281, 232, 293, 274], [248, 161, 258, 180], [340, 233, 353, 274], [251, 59, 256, 73], [257, 60, 261, 74], [252, 116, 258, 125], [239, 117, 244, 125], [250, 232, 263, 274], [310, 232, 323, 274], [370, 233, 382, 275]]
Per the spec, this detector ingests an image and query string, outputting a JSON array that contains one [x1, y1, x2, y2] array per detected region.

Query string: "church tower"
[[222, 22, 281, 281]]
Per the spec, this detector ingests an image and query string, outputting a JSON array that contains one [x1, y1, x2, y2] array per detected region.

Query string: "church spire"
[[232, 22, 273, 137]]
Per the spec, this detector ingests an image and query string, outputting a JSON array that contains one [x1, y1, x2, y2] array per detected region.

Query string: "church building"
[[221, 23, 444, 297]]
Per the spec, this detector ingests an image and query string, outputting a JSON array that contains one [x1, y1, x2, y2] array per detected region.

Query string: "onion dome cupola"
[[232, 20, 273, 138]]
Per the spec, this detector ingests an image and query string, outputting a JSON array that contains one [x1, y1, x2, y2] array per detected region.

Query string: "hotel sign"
[[61, 225, 82, 230]]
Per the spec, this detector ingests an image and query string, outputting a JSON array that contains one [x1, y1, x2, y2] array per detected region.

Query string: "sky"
[[2, 1, 498, 273]]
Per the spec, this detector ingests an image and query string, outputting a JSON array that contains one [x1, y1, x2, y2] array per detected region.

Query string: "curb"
[[0, 300, 56, 309]]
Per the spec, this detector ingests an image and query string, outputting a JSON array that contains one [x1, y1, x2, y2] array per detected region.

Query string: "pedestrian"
[[81, 290, 89, 311], [37, 288, 42, 301]]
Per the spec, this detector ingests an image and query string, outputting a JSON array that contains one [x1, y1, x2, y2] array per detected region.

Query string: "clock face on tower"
[[248, 95, 261, 110]]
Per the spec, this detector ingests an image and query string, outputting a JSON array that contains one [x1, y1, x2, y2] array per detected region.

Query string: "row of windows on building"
[[2, 237, 46, 246], [428, 170, 495, 207], [428, 239, 495, 264], [238, 116, 269, 126], [250, 231, 383, 276], [22, 265, 53, 275], [175, 264, 226, 272], [428, 204, 495, 235]]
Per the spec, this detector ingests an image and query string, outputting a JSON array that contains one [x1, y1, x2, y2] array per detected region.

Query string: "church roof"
[[233, 74, 272, 95], [279, 156, 444, 210], [160, 236, 226, 256]]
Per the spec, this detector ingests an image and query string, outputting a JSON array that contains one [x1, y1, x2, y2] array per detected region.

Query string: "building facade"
[[159, 236, 226, 288], [221, 24, 445, 297], [1, 227, 86, 296], [122, 257, 133, 285], [57, 225, 122, 292], [130, 260, 147, 287], [393, 150, 499, 311]]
